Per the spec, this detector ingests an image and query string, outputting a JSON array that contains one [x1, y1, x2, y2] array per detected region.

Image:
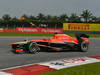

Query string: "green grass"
[[0, 32, 100, 37], [88, 34, 100, 37], [68, 33, 100, 38], [41, 62, 100, 75], [0, 32, 53, 36]]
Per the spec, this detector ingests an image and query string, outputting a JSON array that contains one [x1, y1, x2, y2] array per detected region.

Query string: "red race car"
[[11, 34, 90, 54]]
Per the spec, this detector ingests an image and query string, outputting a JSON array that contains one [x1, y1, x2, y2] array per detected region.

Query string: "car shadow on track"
[[43, 50, 82, 53], [10, 49, 83, 54]]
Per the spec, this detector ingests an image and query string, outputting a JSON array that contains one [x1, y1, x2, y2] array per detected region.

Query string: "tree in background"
[[59, 14, 69, 22], [0, 9, 100, 29], [2, 14, 11, 29], [81, 9, 93, 23], [45, 15, 53, 21], [2, 14, 11, 21], [37, 13, 46, 20]]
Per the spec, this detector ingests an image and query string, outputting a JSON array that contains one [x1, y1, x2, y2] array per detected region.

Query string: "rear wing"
[[75, 34, 89, 42], [76, 34, 89, 38]]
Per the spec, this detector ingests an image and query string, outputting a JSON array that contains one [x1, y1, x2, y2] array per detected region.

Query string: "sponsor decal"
[[0, 27, 63, 33], [16, 28, 63, 33], [16, 28, 39, 33], [50, 57, 90, 66], [63, 23, 100, 31], [68, 24, 90, 31], [62, 57, 89, 63]]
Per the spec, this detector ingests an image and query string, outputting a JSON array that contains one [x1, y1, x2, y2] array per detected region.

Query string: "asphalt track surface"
[[0, 37, 100, 69]]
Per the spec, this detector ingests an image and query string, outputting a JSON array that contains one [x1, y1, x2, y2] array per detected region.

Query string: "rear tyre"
[[28, 42, 40, 54], [79, 41, 89, 52]]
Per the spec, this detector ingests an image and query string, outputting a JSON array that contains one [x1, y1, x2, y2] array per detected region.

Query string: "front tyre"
[[28, 42, 40, 54], [79, 41, 89, 52]]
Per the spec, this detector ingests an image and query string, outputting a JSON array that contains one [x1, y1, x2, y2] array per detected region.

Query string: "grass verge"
[[0, 32, 53, 36], [0, 32, 100, 37], [41, 62, 100, 75]]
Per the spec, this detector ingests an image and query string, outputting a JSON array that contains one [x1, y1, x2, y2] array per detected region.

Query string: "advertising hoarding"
[[63, 23, 100, 31]]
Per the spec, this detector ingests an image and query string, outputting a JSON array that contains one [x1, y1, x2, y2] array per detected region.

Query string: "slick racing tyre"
[[28, 42, 40, 54], [79, 41, 89, 52]]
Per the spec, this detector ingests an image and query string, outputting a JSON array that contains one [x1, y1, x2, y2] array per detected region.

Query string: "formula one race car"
[[11, 34, 90, 54]]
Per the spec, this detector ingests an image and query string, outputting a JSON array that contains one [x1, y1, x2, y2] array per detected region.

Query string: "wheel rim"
[[29, 42, 40, 53], [81, 42, 88, 51]]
